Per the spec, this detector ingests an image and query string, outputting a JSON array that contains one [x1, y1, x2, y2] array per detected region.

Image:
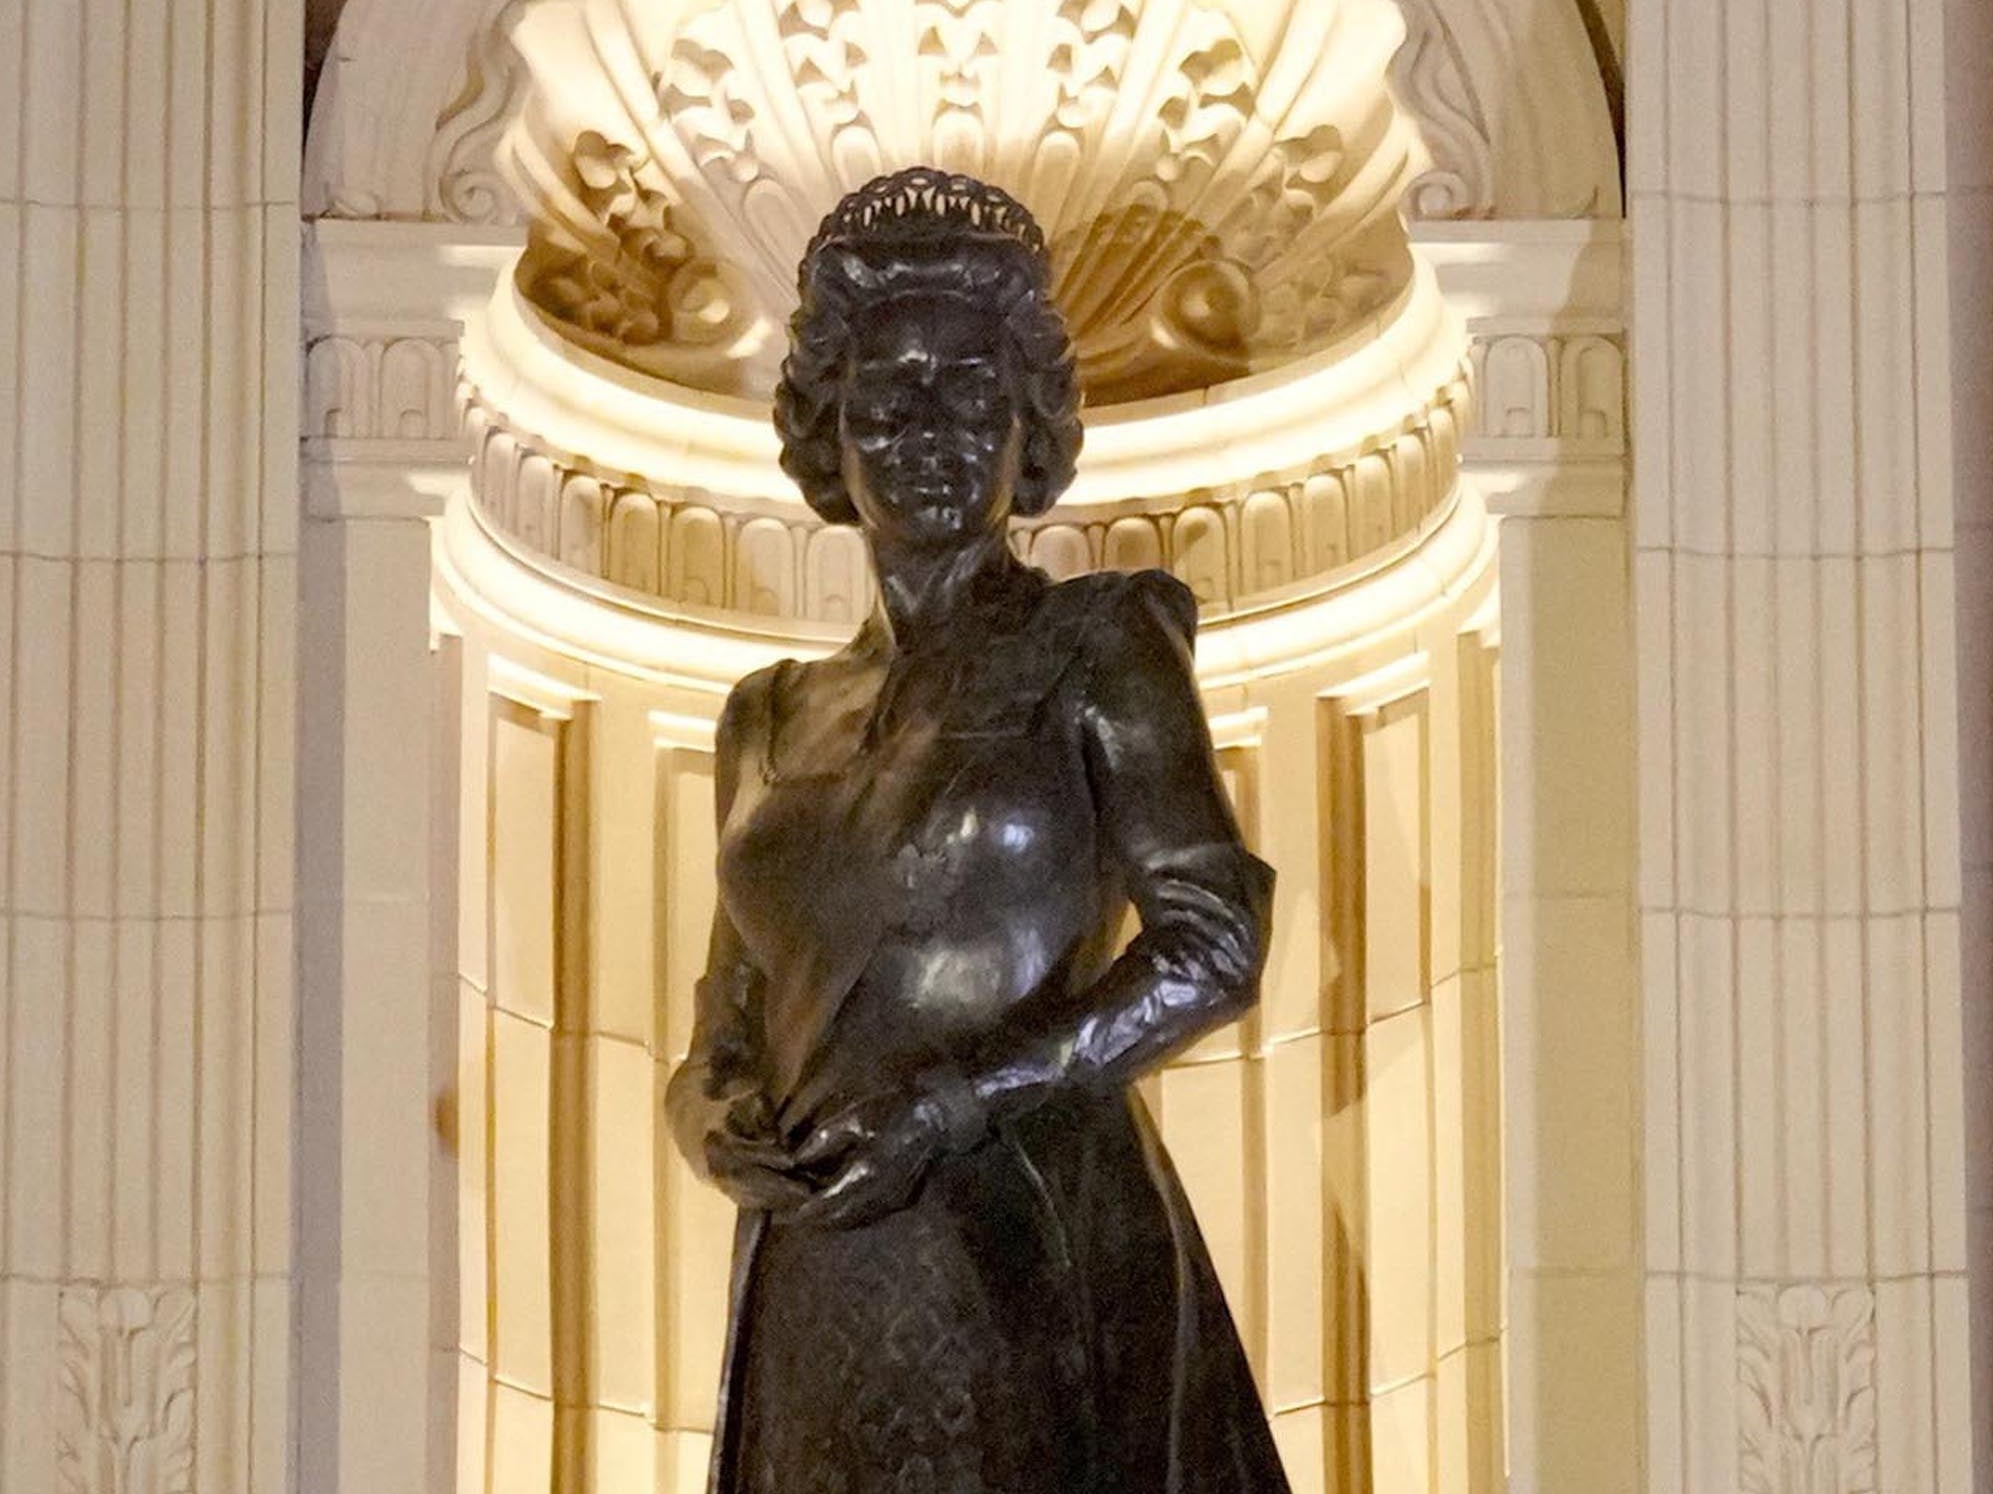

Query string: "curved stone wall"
[[458, 373, 1474, 625], [432, 2, 1505, 1488]]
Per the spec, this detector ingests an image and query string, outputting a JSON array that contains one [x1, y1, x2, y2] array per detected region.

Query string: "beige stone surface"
[[1630, 0, 1980, 1488], [0, 0, 302, 1488], [5, 0, 1972, 1483]]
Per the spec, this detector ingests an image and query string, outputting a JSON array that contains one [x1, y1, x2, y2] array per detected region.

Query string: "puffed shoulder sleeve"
[[948, 571, 1275, 1133], [1071, 570, 1275, 1042]]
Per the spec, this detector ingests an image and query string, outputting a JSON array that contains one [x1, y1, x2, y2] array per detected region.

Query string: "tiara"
[[802, 167, 1050, 268]]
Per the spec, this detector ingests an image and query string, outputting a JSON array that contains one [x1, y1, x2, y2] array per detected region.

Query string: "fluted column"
[[0, 0, 300, 1487], [1630, 0, 1974, 1488]]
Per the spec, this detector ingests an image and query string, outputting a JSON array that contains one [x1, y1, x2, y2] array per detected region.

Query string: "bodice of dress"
[[685, 556, 1293, 1494], [716, 560, 1127, 1126]]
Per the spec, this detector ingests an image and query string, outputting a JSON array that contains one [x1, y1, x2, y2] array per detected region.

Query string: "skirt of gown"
[[720, 1090, 1293, 1494]]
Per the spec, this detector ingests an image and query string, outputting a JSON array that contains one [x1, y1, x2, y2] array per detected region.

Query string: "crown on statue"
[[800, 168, 1051, 280]]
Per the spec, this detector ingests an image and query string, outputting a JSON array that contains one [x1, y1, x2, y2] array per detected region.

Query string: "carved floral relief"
[[1737, 1284, 1880, 1494], [55, 1288, 198, 1494], [497, 0, 1427, 403]]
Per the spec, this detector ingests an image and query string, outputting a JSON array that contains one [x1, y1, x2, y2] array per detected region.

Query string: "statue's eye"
[[945, 368, 1004, 420], [848, 386, 912, 425]]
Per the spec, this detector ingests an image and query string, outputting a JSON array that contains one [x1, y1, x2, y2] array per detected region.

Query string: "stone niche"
[[423, 2, 1508, 1491]]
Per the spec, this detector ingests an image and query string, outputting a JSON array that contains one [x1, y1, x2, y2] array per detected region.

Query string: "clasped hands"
[[688, 1079, 969, 1230]]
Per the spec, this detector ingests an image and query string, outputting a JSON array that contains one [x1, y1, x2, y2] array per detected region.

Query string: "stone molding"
[[1468, 331, 1625, 452], [300, 222, 521, 522], [299, 221, 1628, 615], [306, 335, 461, 443], [434, 459, 1497, 695], [456, 365, 1472, 623], [1415, 219, 1627, 517]]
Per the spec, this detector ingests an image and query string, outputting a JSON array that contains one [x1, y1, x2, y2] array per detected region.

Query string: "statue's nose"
[[907, 381, 951, 430], [902, 410, 950, 456]]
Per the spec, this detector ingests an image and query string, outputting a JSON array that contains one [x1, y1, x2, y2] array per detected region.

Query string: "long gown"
[[679, 556, 1291, 1494]]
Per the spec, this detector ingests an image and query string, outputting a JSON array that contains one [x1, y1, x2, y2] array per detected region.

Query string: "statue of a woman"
[[665, 169, 1291, 1494]]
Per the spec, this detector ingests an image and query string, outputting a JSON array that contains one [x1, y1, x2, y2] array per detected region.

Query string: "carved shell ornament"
[[498, 0, 1428, 403]]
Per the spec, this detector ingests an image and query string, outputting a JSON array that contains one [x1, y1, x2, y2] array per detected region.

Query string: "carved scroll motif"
[[1390, 0, 1497, 220], [1736, 1284, 1879, 1494], [500, 0, 1427, 401], [56, 1288, 198, 1494], [427, 0, 532, 224]]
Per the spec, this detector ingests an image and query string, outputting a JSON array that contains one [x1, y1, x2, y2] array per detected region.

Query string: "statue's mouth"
[[888, 454, 964, 498]]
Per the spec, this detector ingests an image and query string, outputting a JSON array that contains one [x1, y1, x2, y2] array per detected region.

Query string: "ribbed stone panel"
[[0, 0, 300, 1488], [1628, 0, 1974, 1488]]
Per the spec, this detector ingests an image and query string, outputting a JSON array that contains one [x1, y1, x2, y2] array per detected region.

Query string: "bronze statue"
[[666, 168, 1290, 1493]]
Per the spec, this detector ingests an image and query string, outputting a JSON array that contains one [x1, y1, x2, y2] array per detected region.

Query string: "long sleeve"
[[959, 571, 1275, 1127], [664, 671, 774, 1176]]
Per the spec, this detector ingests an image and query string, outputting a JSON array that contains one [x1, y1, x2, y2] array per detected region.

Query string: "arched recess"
[[1390, 0, 1620, 218], [305, 0, 349, 122], [295, 4, 1635, 1493], [303, 0, 529, 221], [303, 0, 1621, 228]]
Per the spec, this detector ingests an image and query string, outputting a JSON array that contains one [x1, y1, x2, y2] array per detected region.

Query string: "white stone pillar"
[[0, 0, 301, 1488], [1416, 222, 1644, 1493], [296, 222, 516, 1494], [1630, 0, 1975, 1488]]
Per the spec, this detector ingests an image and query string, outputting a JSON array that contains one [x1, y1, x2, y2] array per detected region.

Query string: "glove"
[[780, 1067, 987, 1231], [666, 1068, 812, 1213]]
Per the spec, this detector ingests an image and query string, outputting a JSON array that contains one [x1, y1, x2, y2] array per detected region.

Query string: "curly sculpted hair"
[[773, 170, 1085, 524]]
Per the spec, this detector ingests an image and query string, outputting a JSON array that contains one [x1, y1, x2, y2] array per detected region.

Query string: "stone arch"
[[304, 0, 529, 221], [299, 6, 1634, 1493], [1391, 0, 1622, 219], [305, 0, 1622, 226]]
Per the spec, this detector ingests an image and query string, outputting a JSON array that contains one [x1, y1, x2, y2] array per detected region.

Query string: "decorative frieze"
[[498, 0, 1425, 402], [1466, 332, 1625, 450], [304, 335, 463, 443], [1737, 1285, 1879, 1494], [458, 372, 1471, 621], [306, 0, 1619, 231], [55, 1289, 199, 1494]]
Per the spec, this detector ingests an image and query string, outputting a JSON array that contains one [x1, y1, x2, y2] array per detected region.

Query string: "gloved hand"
[[666, 1069, 811, 1213], [780, 1068, 987, 1231]]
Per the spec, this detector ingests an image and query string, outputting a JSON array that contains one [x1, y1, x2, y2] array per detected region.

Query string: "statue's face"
[[838, 291, 1024, 548]]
